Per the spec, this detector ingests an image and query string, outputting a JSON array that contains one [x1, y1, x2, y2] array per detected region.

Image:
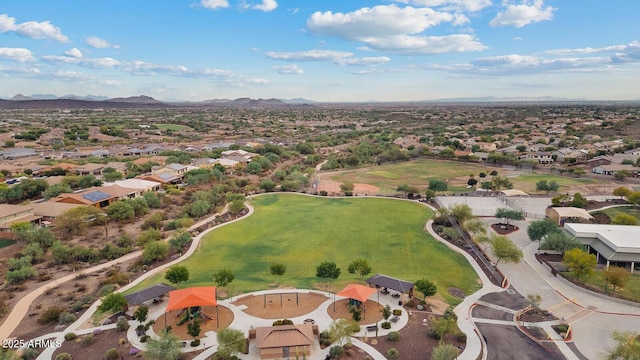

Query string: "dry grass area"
[[152, 305, 234, 340], [328, 299, 384, 323], [232, 292, 329, 319]]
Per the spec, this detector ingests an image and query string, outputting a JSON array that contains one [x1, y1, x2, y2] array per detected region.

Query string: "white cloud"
[[307, 5, 485, 55], [394, 0, 492, 13], [201, 0, 229, 9], [0, 14, 69, 42], [64, 48, 83, 58], [544, 44, 628, 56], [490, 0, 556, 28], [43, 55, 121, 68], [272, 64, 304, 74], [253, 0, 278, 12], [86, 36, 120, 49], [0, 47, 36, 63], [265, 49, 390, 66]]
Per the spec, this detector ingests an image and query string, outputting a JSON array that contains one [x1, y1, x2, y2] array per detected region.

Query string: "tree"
[[563, 248, 596, 282], [347, 258, 372, 280], [107, 200, 135, 222], [605, 331, 640, 360], [450, 204, 473, 225], [491, 176, 513, 191], [327, 318, 352, 346], [527, 218, 561, 250], [613, 187, 632, 200], [142, 241, 168, 264], [165, 266, 190, 287], [414, 278, 437, 298], [603, 267, 631, 293], [431, 316, 458, 342], [187, 317, 201, 342], [536, 180, 560, 195], [614, 170, 630, 181], [628, 191, 640, 207], [381, 305, 391, 320], [54, 206, 103, 239], [98, 293, 127, 315], [611, 213, 639, 225], [43, 183, 73, 200], [142, 191, 161, 208], [340, 182, 354, 195], [229, 200, 245, 215], [494, 208, 524, 226], [316, 261, 341, 287], [259, 178, 276, 192], [571, 192, 587, 208], [428, 179, 448, 193], [216, 327, 246, 358], [396, 184, 419, 196], [424, 189, 435, 202], [526, 294, 542, 313], [144, 330, 183, 360], [431, 343, 460, 360], [269, 263, 286, 286], [490, 235, 522, 266], [540, 232, 582, 253], [467, 178, 478, 187], [213, 269, 235, 288], [133, 304, 149, 324], [463, 218, 486, 238]]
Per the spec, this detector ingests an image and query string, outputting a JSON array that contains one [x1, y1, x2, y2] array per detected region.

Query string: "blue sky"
[[0, 0, 639, 101]]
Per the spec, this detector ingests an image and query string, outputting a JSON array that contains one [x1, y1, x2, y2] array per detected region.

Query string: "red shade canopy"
[[165, 286, 217, 312], [336, 284, 377, 303]]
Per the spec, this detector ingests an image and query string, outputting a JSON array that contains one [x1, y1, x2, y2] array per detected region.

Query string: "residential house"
[[191, 158, 219, 169], [74, 163, 105, 177], [103, 179, 162, 193], [586, 155, 612, 168], [221, 149, 258, 162], [1, 148, 38, 160], [254, 325, 315, 360], [28, 202, 83, 223], [151, 163, 192, 177], [214, 158, 240, 168], [592, 164, 639, 176], [554, 148, 587, 164], [0, 204, 41, 237], [137, 172, 182, 185], [521, 151, 554, 164]]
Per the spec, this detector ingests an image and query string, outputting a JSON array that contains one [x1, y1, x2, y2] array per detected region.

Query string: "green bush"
[[80, 334, 94, 347], [57, 312, 77, 325], [443, 307, 458, 321], [272, 319, 294, 326], [427, 328, 441, 340], [456, 331, 467, 342], [319, 330, 330, 340], [392, 309, 402, 316], [387, 331, 400, 342], [381, 321, 391, 329], [37, 306, 64, 325], [55, 353, 72, 360], [104, 348, 119, 360], [190, 339, 201, 347], [64, 332, 77, 341], [386, 348, 399, 360], [21, 348, 39, 360], [329, 345, 344, 359], [116, 317, 130, 331]]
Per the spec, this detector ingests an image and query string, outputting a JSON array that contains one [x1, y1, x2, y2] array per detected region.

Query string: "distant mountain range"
[[0, 94, 636, 110]]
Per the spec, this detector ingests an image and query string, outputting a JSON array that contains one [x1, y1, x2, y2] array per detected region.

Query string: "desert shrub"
[[71, 295, 94, 312], [329, 345, 344, 359], [386, 348, 399, 360], [38, 306, 64, 325], [80, 334, 94, 347], [139, 335, 150, 343], [456, 332, 467, 342], [381, 321, 391, 329], [21, 348, 39, 360], [116, 317, 130, 331], [392, 309, 402, 316], [320, 190, 328, 196], [443, 307, 458, 321], [272, 319, 294, 326], [57, 312, 77, 325], [190, 339, 201, 347], [98, 284, 117, 297], [320, 330, 330, 340], [103, 271, 129, 286], [387, 331, 400, 342], [104, 348, 119, 360], [428, 328, 441, 340], [55, 353, 72, 360], [140, 212, 163, 230], [64, 332, 77, 341], [554, 324, 569, 334]]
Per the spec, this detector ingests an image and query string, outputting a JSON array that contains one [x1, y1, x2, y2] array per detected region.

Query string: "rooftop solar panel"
[[81, 190, 111, 202]]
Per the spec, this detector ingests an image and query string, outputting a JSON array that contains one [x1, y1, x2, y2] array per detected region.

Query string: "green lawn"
[[327, 159, 603, 194], [0, 239, 15, 249], [130, 194, 480, 304], [564, 270, 640, 303], [154, 124, 192, 131], [598, 206, 640, 223]]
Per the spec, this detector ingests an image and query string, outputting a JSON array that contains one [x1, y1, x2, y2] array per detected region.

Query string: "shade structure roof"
[[125, 283, 175, 306], [166, 286, 217, 312], [366, 274, 414, 293], [336, 284, 377, 303]]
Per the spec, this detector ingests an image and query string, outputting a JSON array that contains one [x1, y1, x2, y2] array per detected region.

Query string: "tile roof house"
[[0, 204, 41, 235]]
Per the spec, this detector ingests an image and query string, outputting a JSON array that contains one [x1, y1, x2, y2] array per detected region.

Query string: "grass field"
[[154, 124, 192, 131], [326, 159, 603, 194], [564, 270, 640, 303], [598, 206, 640, 223], [130, 194, 480, 304], [0, 239, 15, 249]]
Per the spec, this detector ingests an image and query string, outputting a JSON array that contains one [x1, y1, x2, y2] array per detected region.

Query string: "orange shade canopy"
[[336, 284, 377, 303], [165, 286, 217, 312]]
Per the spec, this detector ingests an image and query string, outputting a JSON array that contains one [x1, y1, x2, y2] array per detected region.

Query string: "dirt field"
[[232, 291, 329, 319], [152, 305, 234, 339], [328, 299, 384, 323], [315, 178, 380, 195]]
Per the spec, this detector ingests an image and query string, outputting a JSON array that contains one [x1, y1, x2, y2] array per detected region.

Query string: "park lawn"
[[598, 206, 640, 223], [327, 159, 605, 195], [0, 239, 15, 249], [563, 269, 640, 303], [130, 194, 480, 304], [154, 124, 192, 131], [328, 159, 492, 194]]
